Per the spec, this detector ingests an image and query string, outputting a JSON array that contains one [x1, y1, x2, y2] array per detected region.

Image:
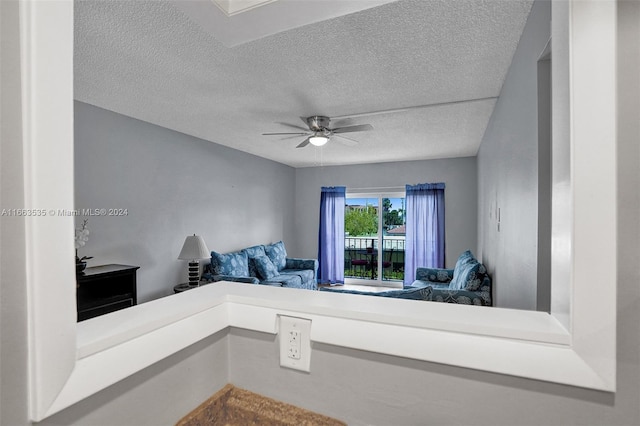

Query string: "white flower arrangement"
[[75, 219, 93, 262]]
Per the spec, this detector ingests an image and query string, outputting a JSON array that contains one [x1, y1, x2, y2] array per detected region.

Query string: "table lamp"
[[178, 234, 210, 286]]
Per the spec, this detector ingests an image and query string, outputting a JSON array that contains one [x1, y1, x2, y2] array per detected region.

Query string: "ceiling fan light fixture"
[[309, 135, 329, 146], [262, 115, 371, 149]]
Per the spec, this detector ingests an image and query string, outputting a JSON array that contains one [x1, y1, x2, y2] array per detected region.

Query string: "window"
[[345, 191, 405, 287]]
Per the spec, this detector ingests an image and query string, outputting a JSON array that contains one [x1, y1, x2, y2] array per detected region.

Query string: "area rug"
[[176, 384, 346, 426]]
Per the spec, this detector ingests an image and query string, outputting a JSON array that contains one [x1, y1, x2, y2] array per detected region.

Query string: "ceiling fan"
[[262, 116, 373, 148]]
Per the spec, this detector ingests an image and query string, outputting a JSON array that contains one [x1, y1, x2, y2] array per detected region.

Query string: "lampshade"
[[309, 135, 328, 146], [178, 235, 210, 260]]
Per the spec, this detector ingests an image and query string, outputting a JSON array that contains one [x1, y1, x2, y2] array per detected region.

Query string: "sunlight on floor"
[[338, 284, 400, 293]]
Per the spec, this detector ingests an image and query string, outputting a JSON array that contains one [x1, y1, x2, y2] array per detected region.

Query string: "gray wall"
[[477, 0, 551, 310], [1, 1, 30, 425], [39, 333, 229, 426], [227, 311, 639, 426], [74, 102, 296, 302], [293, 158, 477, 269]]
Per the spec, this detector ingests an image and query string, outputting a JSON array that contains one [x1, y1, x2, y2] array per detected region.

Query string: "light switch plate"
[[278, 315, 311, 372]]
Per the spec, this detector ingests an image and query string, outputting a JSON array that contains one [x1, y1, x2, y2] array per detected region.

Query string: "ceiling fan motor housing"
[[307, 116, 331, 131]]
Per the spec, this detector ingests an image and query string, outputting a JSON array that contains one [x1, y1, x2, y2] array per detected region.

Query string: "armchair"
[[410, 250, 492, 306]]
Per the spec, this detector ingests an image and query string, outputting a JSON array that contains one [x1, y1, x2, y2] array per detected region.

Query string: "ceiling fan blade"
[[333, 134, 359, 147], [279, 134, 308, 141], [296, 137, 311, 148], [275, 122, 310, 132], [262, 132, 309, 136], [300, 116, 311, 127], [331, 124, 373, 134]]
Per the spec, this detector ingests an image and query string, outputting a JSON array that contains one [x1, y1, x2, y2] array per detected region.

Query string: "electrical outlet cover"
[[278, 315, 311, 372]]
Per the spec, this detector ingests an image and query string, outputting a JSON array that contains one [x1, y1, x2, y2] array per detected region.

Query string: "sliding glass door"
[[345, 192, 405, 286]]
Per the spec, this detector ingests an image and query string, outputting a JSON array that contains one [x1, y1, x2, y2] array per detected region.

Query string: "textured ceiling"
[[74, 0, 533, 168], [172, 0, 398, 47]]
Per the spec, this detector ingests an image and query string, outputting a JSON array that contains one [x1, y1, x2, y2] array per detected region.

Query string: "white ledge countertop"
[[77, 281, 570, 359], [59, 280, 603, 420]]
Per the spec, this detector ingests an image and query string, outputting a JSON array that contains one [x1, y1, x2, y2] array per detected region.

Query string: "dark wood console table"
[[76, 264, 139, 321]]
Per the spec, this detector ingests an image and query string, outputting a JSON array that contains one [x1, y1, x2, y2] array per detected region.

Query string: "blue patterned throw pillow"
[[462, 262, 487, 291], [450, 250, 476, 290], [449, 250, 488, 291], [211, 250, 249, 277], [265, 241, 287, 271], [242, 245, 266, 278], [253, 254, 279, 280]]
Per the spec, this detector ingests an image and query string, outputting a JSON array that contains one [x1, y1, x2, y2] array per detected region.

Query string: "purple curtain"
[[317, 186, 345, 284], [404, 183, 445, 285]]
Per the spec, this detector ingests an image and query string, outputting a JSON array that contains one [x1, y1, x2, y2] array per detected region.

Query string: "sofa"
[[408, 250, 492, 306], [202, 241, 318, 290]]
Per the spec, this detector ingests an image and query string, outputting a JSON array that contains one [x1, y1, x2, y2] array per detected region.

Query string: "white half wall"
[[74, 102, 296, 302], [37, 332, 229, 426], [293, 158, 477, 269], [226, 322, 636, 426], [477, 0, 551, 310]]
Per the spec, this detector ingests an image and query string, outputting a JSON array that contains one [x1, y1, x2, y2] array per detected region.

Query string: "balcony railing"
[[344, 236, 405, 281]]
